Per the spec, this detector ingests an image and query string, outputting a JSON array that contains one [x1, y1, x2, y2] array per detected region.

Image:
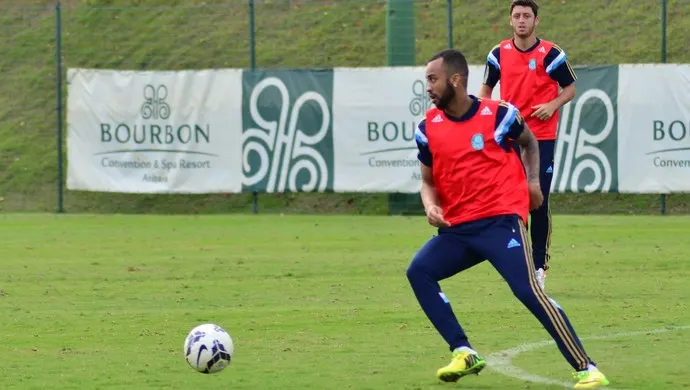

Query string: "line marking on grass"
[[486, 324, 690, 389]]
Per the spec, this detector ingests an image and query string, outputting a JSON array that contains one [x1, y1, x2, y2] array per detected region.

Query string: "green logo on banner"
[[409, 79, 433, 116], [141, 84, 171, 120], [241, 70, 334, 192], [553, 66, 619, 193]]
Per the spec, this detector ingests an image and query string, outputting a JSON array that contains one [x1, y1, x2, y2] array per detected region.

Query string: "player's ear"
[[450, 73, 461, 88], [534, 16, 539, 27]]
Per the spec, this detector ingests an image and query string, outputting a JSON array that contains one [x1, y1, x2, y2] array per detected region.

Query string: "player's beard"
[[513, 24, 534, 39], [434, 80, 456, 110]]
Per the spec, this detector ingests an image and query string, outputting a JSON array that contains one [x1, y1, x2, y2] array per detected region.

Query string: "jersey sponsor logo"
[[529, 58, 537, 70]]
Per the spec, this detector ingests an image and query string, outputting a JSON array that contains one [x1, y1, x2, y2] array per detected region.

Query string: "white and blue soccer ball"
[[184, 323, 234, 374]]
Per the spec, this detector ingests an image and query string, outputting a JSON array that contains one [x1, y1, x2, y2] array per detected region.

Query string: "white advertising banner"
[[65, 65, 690, 196], [617, 64, 690, 193], [66, 68, 243, 193], [331, 65, 495, 193]]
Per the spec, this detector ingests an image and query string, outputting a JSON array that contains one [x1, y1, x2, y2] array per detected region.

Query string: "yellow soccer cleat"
[[573, 368, 610, 388], [436, 349, 486, 382]]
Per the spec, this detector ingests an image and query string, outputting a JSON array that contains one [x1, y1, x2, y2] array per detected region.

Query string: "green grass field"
[[2, 0, 690, 214], [2, 213, 689, 389]]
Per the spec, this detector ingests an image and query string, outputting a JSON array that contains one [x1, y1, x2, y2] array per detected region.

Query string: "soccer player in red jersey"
[[479, 0, 577, 290], [408, 49, 608, 388]]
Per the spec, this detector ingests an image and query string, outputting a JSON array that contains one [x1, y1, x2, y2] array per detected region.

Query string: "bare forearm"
[[420, 182, 440, 211], [520, 140, 540, 183], [550, 84, 575, 109]]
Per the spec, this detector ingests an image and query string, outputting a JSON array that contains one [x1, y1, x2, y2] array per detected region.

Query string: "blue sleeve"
[[544, 45, 577, 87], [493, 102, 525, 147], [482, 45, 501, 88], [415, 119, 432, 167]]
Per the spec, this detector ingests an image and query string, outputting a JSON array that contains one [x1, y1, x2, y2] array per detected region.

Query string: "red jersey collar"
[[512, 37, 541, 53]]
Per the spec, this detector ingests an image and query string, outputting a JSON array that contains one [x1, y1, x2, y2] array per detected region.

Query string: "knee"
[[406, 254, 430, 282], [406, 261, 422, 282]]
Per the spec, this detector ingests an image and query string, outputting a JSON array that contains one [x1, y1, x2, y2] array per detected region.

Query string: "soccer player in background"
[[408, 49, 608, 388], [478, 0, 577, 290]]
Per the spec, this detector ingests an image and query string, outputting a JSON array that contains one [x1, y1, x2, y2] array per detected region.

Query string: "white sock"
[[587, 363, 598, 372], [453, 346, 476, 355]]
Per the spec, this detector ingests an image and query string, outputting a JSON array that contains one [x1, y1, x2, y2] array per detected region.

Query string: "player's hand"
[[425, 205, 451, 228], [528, 181, 544, 210], [530, 103, 557, 121]]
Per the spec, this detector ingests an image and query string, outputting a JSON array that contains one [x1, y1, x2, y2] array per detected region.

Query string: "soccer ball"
[[183, 323, 234, 374]]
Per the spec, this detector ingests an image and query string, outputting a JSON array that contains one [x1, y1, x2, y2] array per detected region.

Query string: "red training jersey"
[[482, 39, 577, 141], [415, 96, 529, 226]]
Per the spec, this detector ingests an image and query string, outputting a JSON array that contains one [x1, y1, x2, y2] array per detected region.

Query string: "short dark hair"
[[428, 49, 469, 80], [510, 0, 538, 17]]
